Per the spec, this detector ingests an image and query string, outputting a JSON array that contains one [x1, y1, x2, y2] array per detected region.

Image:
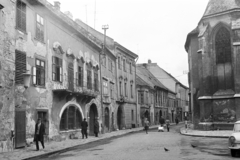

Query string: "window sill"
[[59, 129, 81, 133], [16, 27, 27, 35], [33, 85, 46, 89]]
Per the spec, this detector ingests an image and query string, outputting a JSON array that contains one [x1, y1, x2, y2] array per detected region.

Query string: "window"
[[118, 57, 121, 69], [131, 84, 133, 98], [60, 106, 82, 131], [33, 59, 45, 86], [123, 59, 126, 72], [124, 82, 127, 97], [120, 81, 122, 96], [138, 91, 141, 104], [36, 14, 44, 42], [52, 56, 62, 82], [103, 79, 108, 95], [130, 62, 132, 74], [15, 50, 26, 84], [16, 0, 26, 32], [131, 110, 134, 121], [102, 56, 106, 67], [87, 69, 92, 89], [140, 92, 144, 104], [108, 58, 112, 72], [37, 111, 49, 134], [110, 82, 114, 99], [146, 91, 149, 104], [76, 66, 83, 87], [94, 72, 98, 91], [215, 27, 233, 90]]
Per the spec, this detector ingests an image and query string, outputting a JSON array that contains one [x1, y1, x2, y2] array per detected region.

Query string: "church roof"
[[203, 0, 240, 17]]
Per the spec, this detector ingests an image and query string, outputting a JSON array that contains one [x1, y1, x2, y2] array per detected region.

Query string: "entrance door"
[[68, 63, 74, 91], [117, 107, 122, 130], [89, 104, 98, 135], [104, 107, 109, 132], [15, 110, 26, 148]]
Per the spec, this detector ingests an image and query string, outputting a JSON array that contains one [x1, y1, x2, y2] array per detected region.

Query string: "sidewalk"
[[0, 125, 158, 160], [180, 127, 233, 138]]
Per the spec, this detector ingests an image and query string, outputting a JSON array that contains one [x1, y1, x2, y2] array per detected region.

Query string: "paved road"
[[39, 125, 239, 160]]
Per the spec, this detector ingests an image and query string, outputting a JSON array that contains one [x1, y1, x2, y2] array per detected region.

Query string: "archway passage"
[[60, 106, 82, 131], [104, 107, 110, 132], [89, 103, 98, 135], [117, 106, 123, 130]]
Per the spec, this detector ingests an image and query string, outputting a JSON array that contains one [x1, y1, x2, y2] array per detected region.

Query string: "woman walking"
[[144, 118, 150, 134]]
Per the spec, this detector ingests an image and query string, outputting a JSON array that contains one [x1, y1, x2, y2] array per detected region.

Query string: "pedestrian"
[[81, 118, 88, 139], [144, 118, 150, 134], [184, 116, 188, 129], [165, 117, 170, 132], [34, 118, 45, 151], [94, 118, 99, 137], [159, 116, 165, 127], [175, 117, 179, 125]]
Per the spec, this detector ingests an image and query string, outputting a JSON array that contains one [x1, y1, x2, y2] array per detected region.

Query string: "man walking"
[[144, 118, 150, 134], [34, 118, 45, 151], [81, 118, 88, 139], [159, 116, 165, 127], [165, 117, 170, 132]]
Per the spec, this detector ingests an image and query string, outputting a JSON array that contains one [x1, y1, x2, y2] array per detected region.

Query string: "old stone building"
[[115, 43, 138, 129], [136, 64, 168, 126], [185, 0, 240, 129]]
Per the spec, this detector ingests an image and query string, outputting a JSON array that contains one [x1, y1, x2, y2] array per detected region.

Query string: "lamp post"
[[100, 24, 109, 134]]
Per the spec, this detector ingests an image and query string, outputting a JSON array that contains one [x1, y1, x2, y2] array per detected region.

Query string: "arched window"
[[215, 27, 233, 90], [60, 106, 82, 131]]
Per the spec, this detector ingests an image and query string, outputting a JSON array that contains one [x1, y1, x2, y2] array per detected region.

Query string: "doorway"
[[89, 103, 98, 135], [104, 107, 110, 132], [117, 106, 123, 130]]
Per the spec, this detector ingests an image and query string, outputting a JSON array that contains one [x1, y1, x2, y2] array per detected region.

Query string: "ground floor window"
[[60, 106, 82, 131]]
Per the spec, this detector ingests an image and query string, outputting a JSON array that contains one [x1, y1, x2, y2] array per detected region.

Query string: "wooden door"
[[15, 110, 26, 148]]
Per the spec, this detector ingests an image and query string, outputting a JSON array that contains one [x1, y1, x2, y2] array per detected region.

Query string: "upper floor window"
[[123, 59, 126, 72], [15, 50, 26, 84], [124, 82, 127, 97], [110, 82, 114, 99], [118, 57, 121, 70], [52, 56, 62, 82], [87, 69, 92, 89], [94, 71, 99, 91], [102, 56, 107, 67], [130, 84, 133, 98], [16, 0, 26, 32], [33, 59, 45, 86], [103, 79, 108, 95], [76, 66, 83, 87], [119, 81, 122, 96], [108, 58, 113, 72], [36, 14, 44, 42]]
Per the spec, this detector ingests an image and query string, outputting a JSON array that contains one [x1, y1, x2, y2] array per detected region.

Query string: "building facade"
[[115, 43, 138, 129], [185, 0, 240, 129]]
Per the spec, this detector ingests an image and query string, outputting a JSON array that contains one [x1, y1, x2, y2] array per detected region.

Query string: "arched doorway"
[[117, 106, 123, 130], [159, 110, 162, 119], [89, 103, 98, 135], [104, 107, 110, 132]]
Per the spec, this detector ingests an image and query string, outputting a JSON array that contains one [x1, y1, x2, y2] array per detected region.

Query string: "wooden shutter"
[[16, 0, 26, 31], [32, 66, 36, 85], [52, 56, 56, 81], [15, 50, 26, 84]]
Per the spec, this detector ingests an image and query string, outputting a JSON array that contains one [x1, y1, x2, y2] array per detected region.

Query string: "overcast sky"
[[48, 0, 209, 86]]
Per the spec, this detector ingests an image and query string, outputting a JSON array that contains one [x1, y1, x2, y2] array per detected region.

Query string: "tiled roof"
[[136, 75, 153, 89], [136, 65, 168, 91], [203, 0, 240, 17]]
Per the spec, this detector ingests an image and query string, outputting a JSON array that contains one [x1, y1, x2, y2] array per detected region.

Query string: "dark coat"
[[159, 118, 165, 125], [34, 122, 45, 142], [81, 121, 88, 130], [94, 121, 99, 133]]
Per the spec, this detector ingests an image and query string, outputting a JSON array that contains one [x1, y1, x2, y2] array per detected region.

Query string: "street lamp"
[[100, 24, 109, 134]]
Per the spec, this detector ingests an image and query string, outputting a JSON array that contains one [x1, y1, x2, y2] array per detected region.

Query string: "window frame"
[[15, 50, 26, 84], [33, 58, 45, 86], [36, 14, 44, 42], [52, 56, 63, 83], [16, 0, 26, 32]]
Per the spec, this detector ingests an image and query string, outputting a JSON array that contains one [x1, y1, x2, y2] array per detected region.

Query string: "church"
[[185, 0, 240, 129]]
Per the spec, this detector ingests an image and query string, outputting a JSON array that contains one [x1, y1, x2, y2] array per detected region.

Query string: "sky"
[[48, 0, 209, 87]]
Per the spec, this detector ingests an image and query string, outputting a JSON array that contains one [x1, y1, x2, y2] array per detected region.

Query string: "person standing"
[[34, 118, 45, 151], [144, 118, 150, 134], [175, 117, 179, 125], [94, 118, 99, 137], [81, 118, 88, 139], [165, 117, 170, 132]]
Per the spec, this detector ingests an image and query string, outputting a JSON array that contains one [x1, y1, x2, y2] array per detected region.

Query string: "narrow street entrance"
[[89, 104, 98, 135]]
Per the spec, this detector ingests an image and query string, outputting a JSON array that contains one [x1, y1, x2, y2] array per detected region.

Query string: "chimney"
[[54, 1, 61, 11], [148, 59, 152, 64]]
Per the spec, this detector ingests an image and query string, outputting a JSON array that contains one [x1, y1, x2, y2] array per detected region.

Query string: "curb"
[[22, 127, 157, 160], [179, 128, 230, 138]]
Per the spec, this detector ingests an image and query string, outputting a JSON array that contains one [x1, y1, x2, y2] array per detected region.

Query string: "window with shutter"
[[16, 0, 26, 32], [36, 14, 44, 42], [87, 69, 92, 89], [35, 59, 45, 86], [52, 56, 62, 82], [77, 66, 83, 87], [15, 50, 26, 84], [94, 71, 98, 91]]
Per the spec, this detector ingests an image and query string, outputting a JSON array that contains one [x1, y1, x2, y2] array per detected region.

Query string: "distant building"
[[185, 0, 240, 129]]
